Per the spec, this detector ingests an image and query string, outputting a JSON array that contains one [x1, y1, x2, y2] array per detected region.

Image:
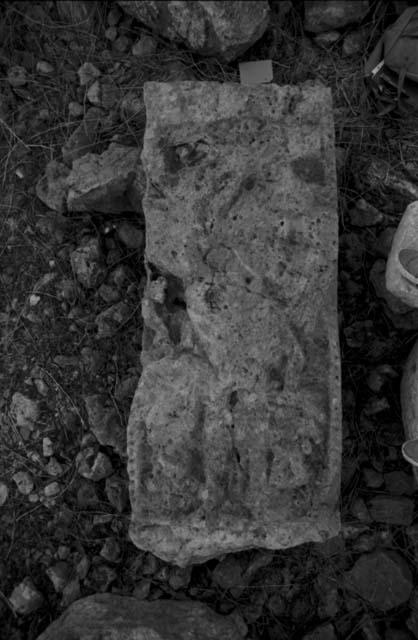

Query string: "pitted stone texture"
[[128, 81, 341, 566], [66, 143, 143, 213], [36, 594, 244, 640], [117, 1, 270, 62]]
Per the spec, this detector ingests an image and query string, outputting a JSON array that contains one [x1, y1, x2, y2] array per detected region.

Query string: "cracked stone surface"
[[117, 1, 270, 62], [127, 81, 341, 566]]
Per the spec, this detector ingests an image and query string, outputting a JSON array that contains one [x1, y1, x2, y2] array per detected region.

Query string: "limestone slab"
[[128, 81, 341, 566]]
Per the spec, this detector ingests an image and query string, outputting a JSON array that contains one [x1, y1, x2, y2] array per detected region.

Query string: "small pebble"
[[77, 62, 101, 86], [133, 578, 151, 600], [36, 60, 54, 74], [12, 471, 34, 495], [107, 6, 122, 25], [132, 34, 157, 57], [314, 30, 340, 48], [76, 448, 113, 481], [46, 561, 71, 592], [0, 481, 9, 506], [105, 26, 118, 42], [68, 101, 84, 117], [100, 537, 121, 563], [10, 392, 39, 430], [9, 578, 43, 615], [44, 482, 60, 498], [112, 35, 131, 53], [42, 437, 54, 457], [45, 457, 63, 477], [7, 65, 27, 87], [116, 222, 144, 249]]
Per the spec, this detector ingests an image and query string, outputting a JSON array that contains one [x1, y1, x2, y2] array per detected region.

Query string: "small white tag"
[[371, 60, 385, 77], [239, 60, 273, 85]]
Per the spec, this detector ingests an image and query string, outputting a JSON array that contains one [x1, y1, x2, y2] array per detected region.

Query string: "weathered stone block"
[[128, 82, 341, 566]]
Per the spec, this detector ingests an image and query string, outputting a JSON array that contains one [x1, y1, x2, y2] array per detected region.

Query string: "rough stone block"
[[128, 82, 341, 566]]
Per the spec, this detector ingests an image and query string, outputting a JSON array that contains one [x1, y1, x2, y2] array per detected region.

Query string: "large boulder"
[[66, 143, 144, 213], [304, 1, 369, 33], [36, 593, 244, 639], [117, 1, 270, 62], [127, 81, 341, 566]]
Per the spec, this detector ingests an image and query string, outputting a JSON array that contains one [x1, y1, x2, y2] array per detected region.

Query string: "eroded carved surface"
[[128, 82, 341, 566]]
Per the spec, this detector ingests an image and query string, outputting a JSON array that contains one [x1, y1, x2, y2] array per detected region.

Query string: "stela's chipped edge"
[[127, 81, 341, 566]]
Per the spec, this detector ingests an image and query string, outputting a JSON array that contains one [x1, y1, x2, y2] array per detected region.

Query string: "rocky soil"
[[1, 1, 418, 639]]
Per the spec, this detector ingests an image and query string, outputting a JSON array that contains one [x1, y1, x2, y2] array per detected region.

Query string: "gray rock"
[[95, 301, 131, 338], [118, 1, 270, 62], [314, 30, 340, 48], [46, 562, 72, 592], [7, 65, 27, 87], [115, 221, 144, 249], [105, 26, 118, 41], [344, 550, 413, 611], [98, 284, 120, 303], [132, 34, 157, 57], [62, 107, 106, 166], [70, 237, 106, 289], [342, 28, 367, 57], [10, 577, 43, 615], [10, 392, 40, 430], [36, 594, 245, 639], [12, 471, 34, 495], [112, 35, 132, 54], [108, 6, 122, 25], [67, 143, 141, 213], [36, 160, 70, 213], [105, 474, 129, 512], [56, 1, 99, 27], [61, 578, 81, 608], [77, 62, 101, 87], [302, 623, 336, 640], [100, 537, 121, 563], [212, 556, 245, 597], [68, 101, 85, 117], [348, 198, 383, 227], [368, 496, 414, 526], [0, 481, 9, 506], [304, 1, 369, 33], [132, 579, 151, 600], [84, 394, 126, 456], [168, 565, 192, 591], [127, 82, 341, 565], [86, 79, 121, 110], [76, 447, 113, 481]]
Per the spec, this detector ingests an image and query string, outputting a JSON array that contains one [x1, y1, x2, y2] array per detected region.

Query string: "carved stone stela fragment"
[[127, 82, 341, 566]]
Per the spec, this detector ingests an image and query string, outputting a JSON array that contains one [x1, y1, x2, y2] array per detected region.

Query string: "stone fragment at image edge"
[[35, 594, 244, 639], [127, 81, 341, 566]]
